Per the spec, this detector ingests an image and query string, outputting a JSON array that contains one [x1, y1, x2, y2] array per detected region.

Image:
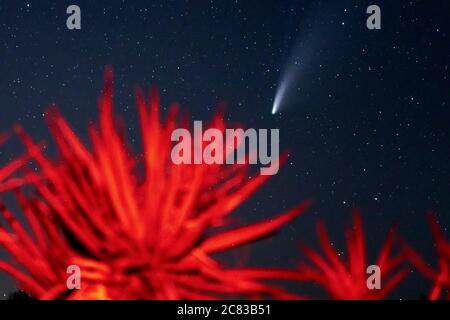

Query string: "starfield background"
[[0, 0, 449, 299]]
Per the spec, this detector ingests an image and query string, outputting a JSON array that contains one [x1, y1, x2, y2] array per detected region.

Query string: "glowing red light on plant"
[[407, 213, 450, 300], [293, 210, 409, 299], [0, 68, 311, 299]]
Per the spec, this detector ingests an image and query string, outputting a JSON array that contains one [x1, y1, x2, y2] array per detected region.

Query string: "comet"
[[270, 2, 345, 115], [271, 79, 288, 115], [271, 66, 298, 115], [271, 36, 310, 115]]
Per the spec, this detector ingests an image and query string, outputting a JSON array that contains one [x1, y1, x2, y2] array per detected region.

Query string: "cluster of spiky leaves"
[[0, 69, 311, 299], [293, 211, 409, 299], [406, 213, 450, 300]]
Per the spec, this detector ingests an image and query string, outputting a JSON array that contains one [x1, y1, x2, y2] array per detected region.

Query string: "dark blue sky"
[[0, 0, 449, 299]]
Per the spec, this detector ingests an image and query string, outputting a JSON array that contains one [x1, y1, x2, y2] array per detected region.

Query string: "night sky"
[[0, 0, 450, 299]]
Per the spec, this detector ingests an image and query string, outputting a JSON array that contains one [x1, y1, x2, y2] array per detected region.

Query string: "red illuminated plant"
[[0, 68, 312, 299], [0, 133, 30, 192], [407, 213, 450, 300], [292, 210, 409, 299], [0, 68, 424, 300]]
